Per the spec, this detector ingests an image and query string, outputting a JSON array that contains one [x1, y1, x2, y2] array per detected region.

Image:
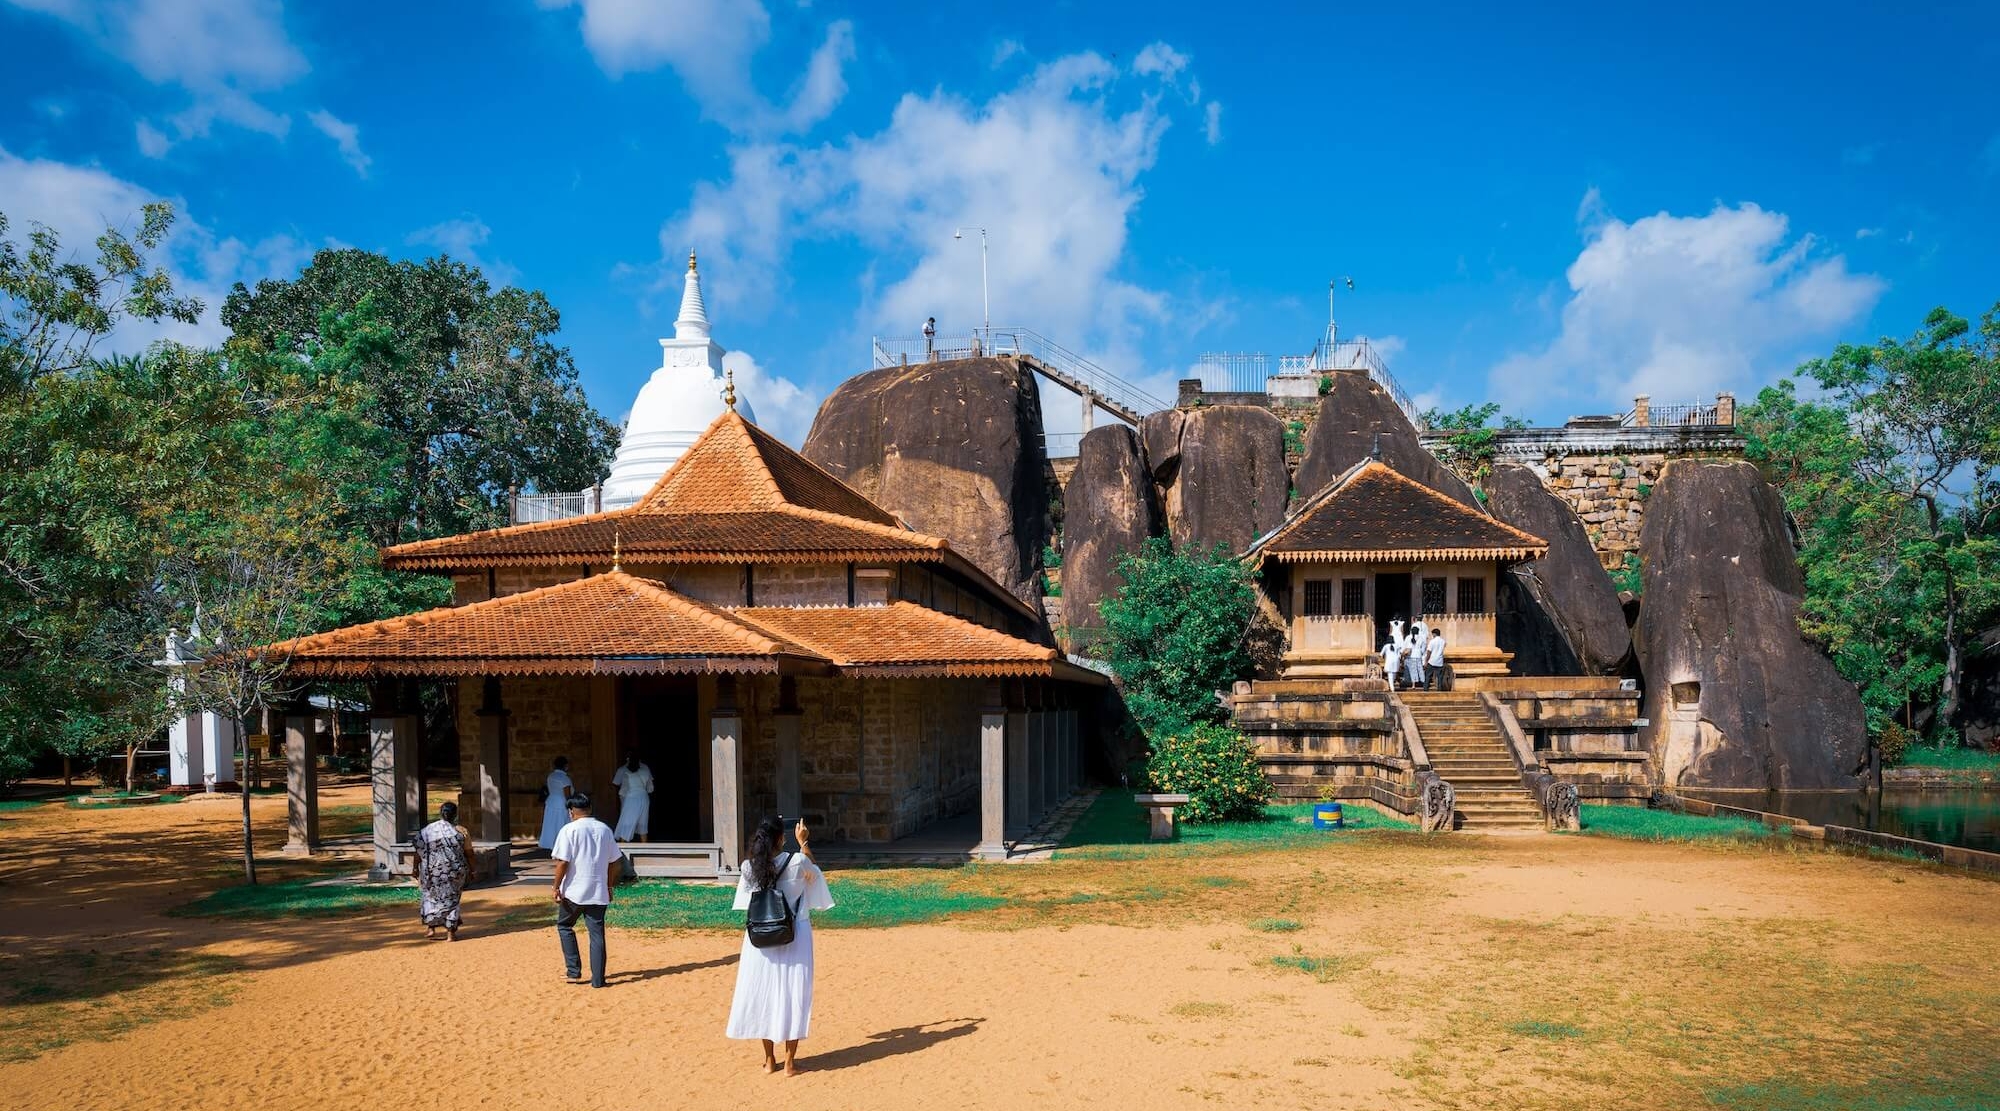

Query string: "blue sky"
[[3, 0, 1997, 447]]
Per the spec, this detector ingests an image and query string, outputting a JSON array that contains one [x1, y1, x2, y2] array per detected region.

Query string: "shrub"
[[1609, 553, 1643, 596], [1145, 722, 1270, 824], [1876, 721, 1911, 767], [1099, 537, 1258, 737]]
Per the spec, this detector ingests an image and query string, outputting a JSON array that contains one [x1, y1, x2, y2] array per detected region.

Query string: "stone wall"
[[453, 675, 599, 838], [1229, 680, 1417, 812], [1486, 686, 1650, 803]]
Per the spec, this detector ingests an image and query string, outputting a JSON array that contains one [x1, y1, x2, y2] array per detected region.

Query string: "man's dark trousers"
[[557, 900, 608, 987]]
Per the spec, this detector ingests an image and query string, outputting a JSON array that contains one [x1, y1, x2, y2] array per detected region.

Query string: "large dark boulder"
[[1487, 462, 1632, 676], [1634, 460, 1867, 789], [1964, 626, 2000, 749], [1059, 424, 1160, 651], [1154, 405, 1289, 554], [802, 357, 1049, 602], [1294, 371, 1476, 504], [1139, 409, 1183, 482]]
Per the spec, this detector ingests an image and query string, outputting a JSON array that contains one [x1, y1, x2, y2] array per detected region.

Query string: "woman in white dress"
[[727, 816, 835, 1076], [537, 756, 573, 852]]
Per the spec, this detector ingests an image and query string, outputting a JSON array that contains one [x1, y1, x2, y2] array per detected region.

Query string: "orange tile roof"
[[257, 571, 824, 678], [1251, 460, 1548, 564], [735, 603, 1062, 678], [379, 410, 946, 571]]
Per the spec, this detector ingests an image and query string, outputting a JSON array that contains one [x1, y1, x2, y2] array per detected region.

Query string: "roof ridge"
[[1360, 461, 1547, 547], [261, 572, 620, 656], [725, 410, 786, 505], [775, 503, 946, 547], [380, 506, 636, 559], [627, 409, 741, 512], [1248, 456, 1377, 555], [615, 572, 815, 657], [886, 601, 1058, 659]]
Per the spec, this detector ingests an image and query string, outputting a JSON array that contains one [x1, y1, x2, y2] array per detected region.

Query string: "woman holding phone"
[[727, 816, 834, 1075]]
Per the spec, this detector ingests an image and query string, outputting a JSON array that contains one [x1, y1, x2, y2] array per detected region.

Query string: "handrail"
[[1478, 693, 1578, 831], [872, 327, 1169, 422]]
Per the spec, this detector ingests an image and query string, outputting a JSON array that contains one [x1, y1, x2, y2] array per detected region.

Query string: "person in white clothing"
[[537, 756, 573, 851], [1404, 630, 1426, 689], [610, 752, 654, 841], [1381, 638, 1404, 690], [1425, 629, 1447, 690], [728, 815, 835, 1076], [551, 793, 623, 988]]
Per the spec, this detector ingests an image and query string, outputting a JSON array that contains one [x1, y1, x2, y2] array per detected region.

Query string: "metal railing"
[[872, 327, 1170, 424], [1194, 334, 1424, 430], [1041, 432, 1082, 458], [1628, 402, 1726, 427], [509, 487, 602, 525]]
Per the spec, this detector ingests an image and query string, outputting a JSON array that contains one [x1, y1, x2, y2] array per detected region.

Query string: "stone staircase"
[[1400, 691, 1544, 830]]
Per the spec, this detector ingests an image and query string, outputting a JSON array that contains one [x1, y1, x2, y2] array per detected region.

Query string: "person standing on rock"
[[923, 316, 936, 357], [1425, 628, 1447, 690]]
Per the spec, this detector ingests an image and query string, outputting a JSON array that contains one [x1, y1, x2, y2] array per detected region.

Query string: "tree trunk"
[[124, 744, 138, 793], [62, 755, 71, 788], [241, 730, 257, 885]]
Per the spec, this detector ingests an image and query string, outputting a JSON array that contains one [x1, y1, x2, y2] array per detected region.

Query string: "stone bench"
[[1134, 793, 1192, 841]]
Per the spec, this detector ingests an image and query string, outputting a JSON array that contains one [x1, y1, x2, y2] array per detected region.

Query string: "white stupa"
[[600, 251, 755, 509]]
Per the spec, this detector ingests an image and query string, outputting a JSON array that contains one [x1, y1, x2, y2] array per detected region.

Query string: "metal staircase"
[[1401, 691, 1544, 830], [872, 326, 1169, 427]]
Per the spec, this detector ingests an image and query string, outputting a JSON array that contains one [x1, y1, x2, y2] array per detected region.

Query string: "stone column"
[[976, 681, 1008, 860], [711, 675, 745, 879], [1715, 391, 1736, 426], [1027, 685, 1047, 823], [774, 677, 803, 822], [281, 702, 319, 856], [475, 678, 510, 845], [367, 682, 423, 879], [1632, 394, 1651, 428], [1004, 682, 1029, 837]]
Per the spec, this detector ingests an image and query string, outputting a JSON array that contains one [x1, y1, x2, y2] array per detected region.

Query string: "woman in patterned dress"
[[413, 801, 472, 940]]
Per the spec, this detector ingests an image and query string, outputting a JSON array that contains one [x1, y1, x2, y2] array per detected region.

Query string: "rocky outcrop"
[[802, 357, 1049, 602], [1487, 462, 1632, 676], [1964, 626, 2000, 749], [1151, 405, 1289, 555], [1634, 460, 1867, 789], [1294, 371, 1476, 504], [1060, 424, 1160, 650]]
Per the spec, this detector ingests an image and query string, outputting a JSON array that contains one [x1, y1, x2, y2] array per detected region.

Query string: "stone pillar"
[[1026, 685, 1047, 823], [1631, 394, 1650, 428], [774, 677, 803, 822], [1715, 391, 1736, 426], [976, 681, 1008, 861], [367, 682, 422, 879], [1004, 682, 1029, 836], [1080, 392, 1095, 433], [281, 703, 319, 856], [475, 678, 510, 845], [711, 675, 744, 879]]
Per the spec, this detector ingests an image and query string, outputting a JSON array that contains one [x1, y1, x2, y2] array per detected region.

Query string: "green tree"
[[1098, 537, 1259, 738], [1420, 402, 1527, 500], [1744, 304, 2000, 742]]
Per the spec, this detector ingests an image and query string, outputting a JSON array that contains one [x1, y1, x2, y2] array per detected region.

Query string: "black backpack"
[[745, 852, 801, 949]]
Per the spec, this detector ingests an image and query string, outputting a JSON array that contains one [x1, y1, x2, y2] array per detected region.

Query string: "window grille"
[[1340, 579, 1366, 616], [1302, 579, 1333, 617], [1457, 577, 1487, 614], [1421, 577, 1447, 615]]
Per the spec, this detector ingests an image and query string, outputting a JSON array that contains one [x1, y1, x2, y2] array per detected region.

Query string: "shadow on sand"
[[804, 1018, 985, 1073]]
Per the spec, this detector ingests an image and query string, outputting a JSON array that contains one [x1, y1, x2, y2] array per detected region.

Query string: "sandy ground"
[[3, 786, 1997, 1111]]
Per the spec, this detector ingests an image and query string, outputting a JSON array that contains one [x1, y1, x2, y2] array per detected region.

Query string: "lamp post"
[[1327, 275, 1354, 349], [954, 226, 989, 345]]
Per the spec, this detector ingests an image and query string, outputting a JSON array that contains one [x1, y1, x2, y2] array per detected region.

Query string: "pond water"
[[1681, 788, 2000, 855]]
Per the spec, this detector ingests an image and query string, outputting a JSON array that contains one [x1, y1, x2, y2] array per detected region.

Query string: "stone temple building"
[[261, 401, 1103, 880]]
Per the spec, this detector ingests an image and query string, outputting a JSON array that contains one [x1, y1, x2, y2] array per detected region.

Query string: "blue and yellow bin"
[[1311, 802, 1345, 830]]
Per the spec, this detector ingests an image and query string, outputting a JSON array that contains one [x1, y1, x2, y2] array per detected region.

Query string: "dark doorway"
[[620, 677, 704, 842], [1374, 572, 1412, 650]]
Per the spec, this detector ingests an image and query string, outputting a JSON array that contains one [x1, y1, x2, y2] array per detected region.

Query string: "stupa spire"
[[674, 249, 710, 342]]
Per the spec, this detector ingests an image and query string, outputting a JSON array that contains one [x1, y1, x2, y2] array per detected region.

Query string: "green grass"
[[1053, 790, 1415, 860], [1249, 917, 1303, 932], [1267, 953, 1365, 982], [1509, 1019, 1585, 1039], [502, 875, 1006, 933], [171, 875, 417, 919], [0, 949, 242, 1064], [1574, 804, 1778, 844], [1899, 745, 2000, 773], [1707, 1062, 2000, 1111]]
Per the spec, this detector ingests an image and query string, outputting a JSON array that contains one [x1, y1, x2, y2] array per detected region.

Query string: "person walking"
[[551, 793, 623, 988], [537, 755, 572, 852], [1381, 635, 1403, 691], [727, 816, 834, 1076], [1425, 627, 1448, 690], [1404, 623, 1427, 690], [610, 752, 654, 842], [413, 800, 472, 941]]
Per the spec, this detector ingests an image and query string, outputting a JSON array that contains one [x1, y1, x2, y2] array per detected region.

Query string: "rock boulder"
[[1154, 405, 1289, 555], [1634, 460, 1867, 789], [802, 357, 1049, 602], [1293, 371, 1476, 504], [1059, 424, 1160, 651], [1487, 462, 1632, 676]]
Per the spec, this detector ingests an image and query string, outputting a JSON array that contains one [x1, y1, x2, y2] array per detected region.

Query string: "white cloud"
[[135, 119, 172, 158], [8, 0, 307, 150], [307, 109, 371, 177], [1488, 194, 1885, 416], [991, 38, 1024, 68], [0, 144, 311, 352], [1855, 227, 1881, 239], [1132, 43, 1188, 80], [407, 215, 519, 288], [1203, 100, 1222, 145], [540, 0, 851, 134], [721, 349, 815, 446]]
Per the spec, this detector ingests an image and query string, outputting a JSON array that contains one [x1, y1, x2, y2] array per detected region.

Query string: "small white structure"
[[600, 252, 757, 509], [159, 627, 238, 789]]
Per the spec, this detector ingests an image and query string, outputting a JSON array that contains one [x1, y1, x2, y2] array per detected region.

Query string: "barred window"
[[1421, 577, 1447, 615], [1340, 579, 1366, 616], [1302, 579, 1333, 617], [1457, 577, 1487, 614]]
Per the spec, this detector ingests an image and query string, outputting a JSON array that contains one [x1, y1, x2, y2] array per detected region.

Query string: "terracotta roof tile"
[[258, 571, 823, 678], [1254, 460, 1548, 563], [634, 410, 901, 524], [736, 602, 1060, 678]]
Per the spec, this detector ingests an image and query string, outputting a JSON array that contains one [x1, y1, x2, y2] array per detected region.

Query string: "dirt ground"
[[2, 785, 1997, 1111]]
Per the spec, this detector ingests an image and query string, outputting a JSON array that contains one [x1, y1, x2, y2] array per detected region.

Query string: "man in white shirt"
[[1425, 629, 1447, 690], [550, 793, 623, 988], [610, 752, 654, 842]]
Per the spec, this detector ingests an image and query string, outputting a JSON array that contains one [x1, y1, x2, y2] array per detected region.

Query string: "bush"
[[1145, 722, 1270, 824], [1876, 721, 1911, 767], [1099, 537, 1258, 738]]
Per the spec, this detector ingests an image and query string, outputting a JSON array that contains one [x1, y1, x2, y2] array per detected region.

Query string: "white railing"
[[1196, 334, 1424, 430], [1041, 432, 1082, 458], [510, 487, 603, 525], [872, 327, 1170, 423]]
